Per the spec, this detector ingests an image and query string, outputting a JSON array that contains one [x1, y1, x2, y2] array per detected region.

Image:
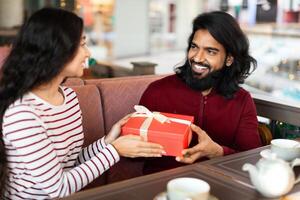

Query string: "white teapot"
[[242, 150, 300, 198]]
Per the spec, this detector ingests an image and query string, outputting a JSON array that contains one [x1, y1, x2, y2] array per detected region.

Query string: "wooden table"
[[64, 146, 300, 200]]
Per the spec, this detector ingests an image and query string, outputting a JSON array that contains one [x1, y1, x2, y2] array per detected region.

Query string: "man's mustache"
[[190, 59, 211, 69]]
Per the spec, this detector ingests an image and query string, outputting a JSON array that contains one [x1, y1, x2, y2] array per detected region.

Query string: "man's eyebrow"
[[191, 42, 198, 47], [191, 42, 220, 52], [205, 47, 219, 52]]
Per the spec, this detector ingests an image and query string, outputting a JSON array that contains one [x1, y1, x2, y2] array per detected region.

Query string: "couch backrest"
[[63, 77, 85, 86], [86, 75, 166, 133]]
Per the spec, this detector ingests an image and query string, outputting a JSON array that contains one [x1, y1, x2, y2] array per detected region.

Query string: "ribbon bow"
[[131, 105, 191, 141], [133, 105, 170, 123]]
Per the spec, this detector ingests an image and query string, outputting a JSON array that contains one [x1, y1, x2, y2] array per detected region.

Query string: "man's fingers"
[[176, 152, 202, 164], [191, 124, 206, 136], [182, 145, 201, 156]]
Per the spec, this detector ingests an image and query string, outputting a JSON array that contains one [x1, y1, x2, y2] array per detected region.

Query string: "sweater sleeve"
[[3, 107, 119, 198], [222, 93, 262, 155], [75, 137, 108, 165]]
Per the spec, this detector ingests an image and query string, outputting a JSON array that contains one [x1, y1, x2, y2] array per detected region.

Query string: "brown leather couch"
[[64, 75, 166, 190], [64, 74, 274, 191]]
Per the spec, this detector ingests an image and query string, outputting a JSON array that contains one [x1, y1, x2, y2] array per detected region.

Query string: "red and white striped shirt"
[[2, 86, 120, 199]]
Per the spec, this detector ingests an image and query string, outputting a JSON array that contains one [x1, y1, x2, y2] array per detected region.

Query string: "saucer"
[[153, 191, 218, 200]]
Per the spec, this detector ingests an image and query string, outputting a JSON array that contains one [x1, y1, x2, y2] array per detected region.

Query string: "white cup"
[[167, 177, 210, 200], [271, 139, 300, 161]]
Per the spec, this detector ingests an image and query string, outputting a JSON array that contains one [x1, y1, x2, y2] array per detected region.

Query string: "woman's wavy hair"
[[175, 11, 257, 99], [0, 7, 83, 194]]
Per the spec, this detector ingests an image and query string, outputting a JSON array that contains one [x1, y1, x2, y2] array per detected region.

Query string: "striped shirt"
[[2, 86, 120, 199]]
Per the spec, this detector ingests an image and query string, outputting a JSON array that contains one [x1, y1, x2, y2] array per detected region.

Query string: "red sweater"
[[139, 75, 262, 174]]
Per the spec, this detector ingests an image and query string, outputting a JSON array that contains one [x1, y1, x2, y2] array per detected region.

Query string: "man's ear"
[[226, 55, 234, 67]]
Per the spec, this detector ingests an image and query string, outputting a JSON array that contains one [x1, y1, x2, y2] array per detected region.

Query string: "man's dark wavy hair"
[[0, 7, 83, 195], [175, 11, 257, 99]]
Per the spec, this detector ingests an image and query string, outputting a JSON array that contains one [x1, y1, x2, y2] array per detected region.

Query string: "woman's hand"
[[105, 114, 131, 145], [112, 135, 165, 158], [176, 124, 223, 164]]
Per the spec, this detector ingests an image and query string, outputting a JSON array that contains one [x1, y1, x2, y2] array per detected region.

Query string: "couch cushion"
[[70, 85, 105, 145], [70, 84, 107, 188]]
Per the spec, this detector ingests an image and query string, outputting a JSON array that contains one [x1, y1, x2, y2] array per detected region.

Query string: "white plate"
[[153, 191, 218, 200]]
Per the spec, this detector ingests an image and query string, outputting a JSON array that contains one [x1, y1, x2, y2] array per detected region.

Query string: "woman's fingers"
[[118, 114, 132, 125], [124, 148, 164, 158], [113, 135, 166, 158], [123, 135, 163, 149], [137, 141, 164, 149]]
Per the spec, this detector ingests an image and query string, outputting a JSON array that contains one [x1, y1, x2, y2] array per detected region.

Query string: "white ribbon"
[[132, 105, 192, 141]]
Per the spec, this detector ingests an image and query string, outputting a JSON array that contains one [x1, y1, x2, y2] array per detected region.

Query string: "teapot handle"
[[291, 158, 300, 168], [291, 158, 300, 184]]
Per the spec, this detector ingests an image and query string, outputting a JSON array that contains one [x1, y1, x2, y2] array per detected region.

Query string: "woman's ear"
[[226, 55, 234, 67]]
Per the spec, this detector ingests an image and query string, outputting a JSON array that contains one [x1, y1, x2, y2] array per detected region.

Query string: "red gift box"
[[121, 106, 194, 156]]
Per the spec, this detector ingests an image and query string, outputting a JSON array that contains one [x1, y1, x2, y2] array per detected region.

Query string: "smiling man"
[[139, 11, 262, 174]]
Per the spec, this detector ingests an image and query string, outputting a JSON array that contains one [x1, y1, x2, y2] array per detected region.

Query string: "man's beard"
[[183, 61, 223, 91]]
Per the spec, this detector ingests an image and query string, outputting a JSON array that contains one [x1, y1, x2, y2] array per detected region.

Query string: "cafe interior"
[[1, 0, 300, 199]]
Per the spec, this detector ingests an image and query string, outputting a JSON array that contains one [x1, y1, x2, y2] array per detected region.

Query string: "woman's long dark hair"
[[0, 8, 83, 194], [176, 11, 257, 99]]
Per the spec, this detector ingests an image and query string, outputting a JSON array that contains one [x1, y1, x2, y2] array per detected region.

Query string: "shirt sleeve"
[[75, 137, 108, 165], [221, 93, 262, 155], [3, 107, 120, 198]]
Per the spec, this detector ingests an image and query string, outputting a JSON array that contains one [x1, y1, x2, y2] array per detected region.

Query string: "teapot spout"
[[242, 163, 259, 183], [242, 163, 257, 174]]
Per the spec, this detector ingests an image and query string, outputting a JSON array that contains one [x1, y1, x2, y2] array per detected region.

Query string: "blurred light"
[[282, 59, 288, 64], [288, 73, 295, 80], [273, 66, 279, 72], [60, 0, 66, 8]]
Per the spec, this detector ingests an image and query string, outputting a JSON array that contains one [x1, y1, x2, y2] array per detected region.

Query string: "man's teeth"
[[194, 65, 207, 70]]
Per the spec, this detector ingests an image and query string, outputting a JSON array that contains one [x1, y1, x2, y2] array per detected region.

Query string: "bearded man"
[[139, 11, 262, 174]]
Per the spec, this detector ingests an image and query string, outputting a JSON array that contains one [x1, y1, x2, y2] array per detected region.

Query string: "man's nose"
[[193, 49, 205, 62]]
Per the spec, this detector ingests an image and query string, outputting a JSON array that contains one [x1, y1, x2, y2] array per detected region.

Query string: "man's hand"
[[176, 124, 223, 164]]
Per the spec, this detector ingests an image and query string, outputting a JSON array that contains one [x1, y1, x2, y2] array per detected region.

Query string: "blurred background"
[[1, 0, 300, 106]]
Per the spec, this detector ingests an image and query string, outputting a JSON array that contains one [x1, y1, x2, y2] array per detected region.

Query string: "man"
[[139, 11, 262, 174]]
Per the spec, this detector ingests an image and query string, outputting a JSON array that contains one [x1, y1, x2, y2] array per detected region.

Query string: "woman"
[[0, 8, 164, 199]]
